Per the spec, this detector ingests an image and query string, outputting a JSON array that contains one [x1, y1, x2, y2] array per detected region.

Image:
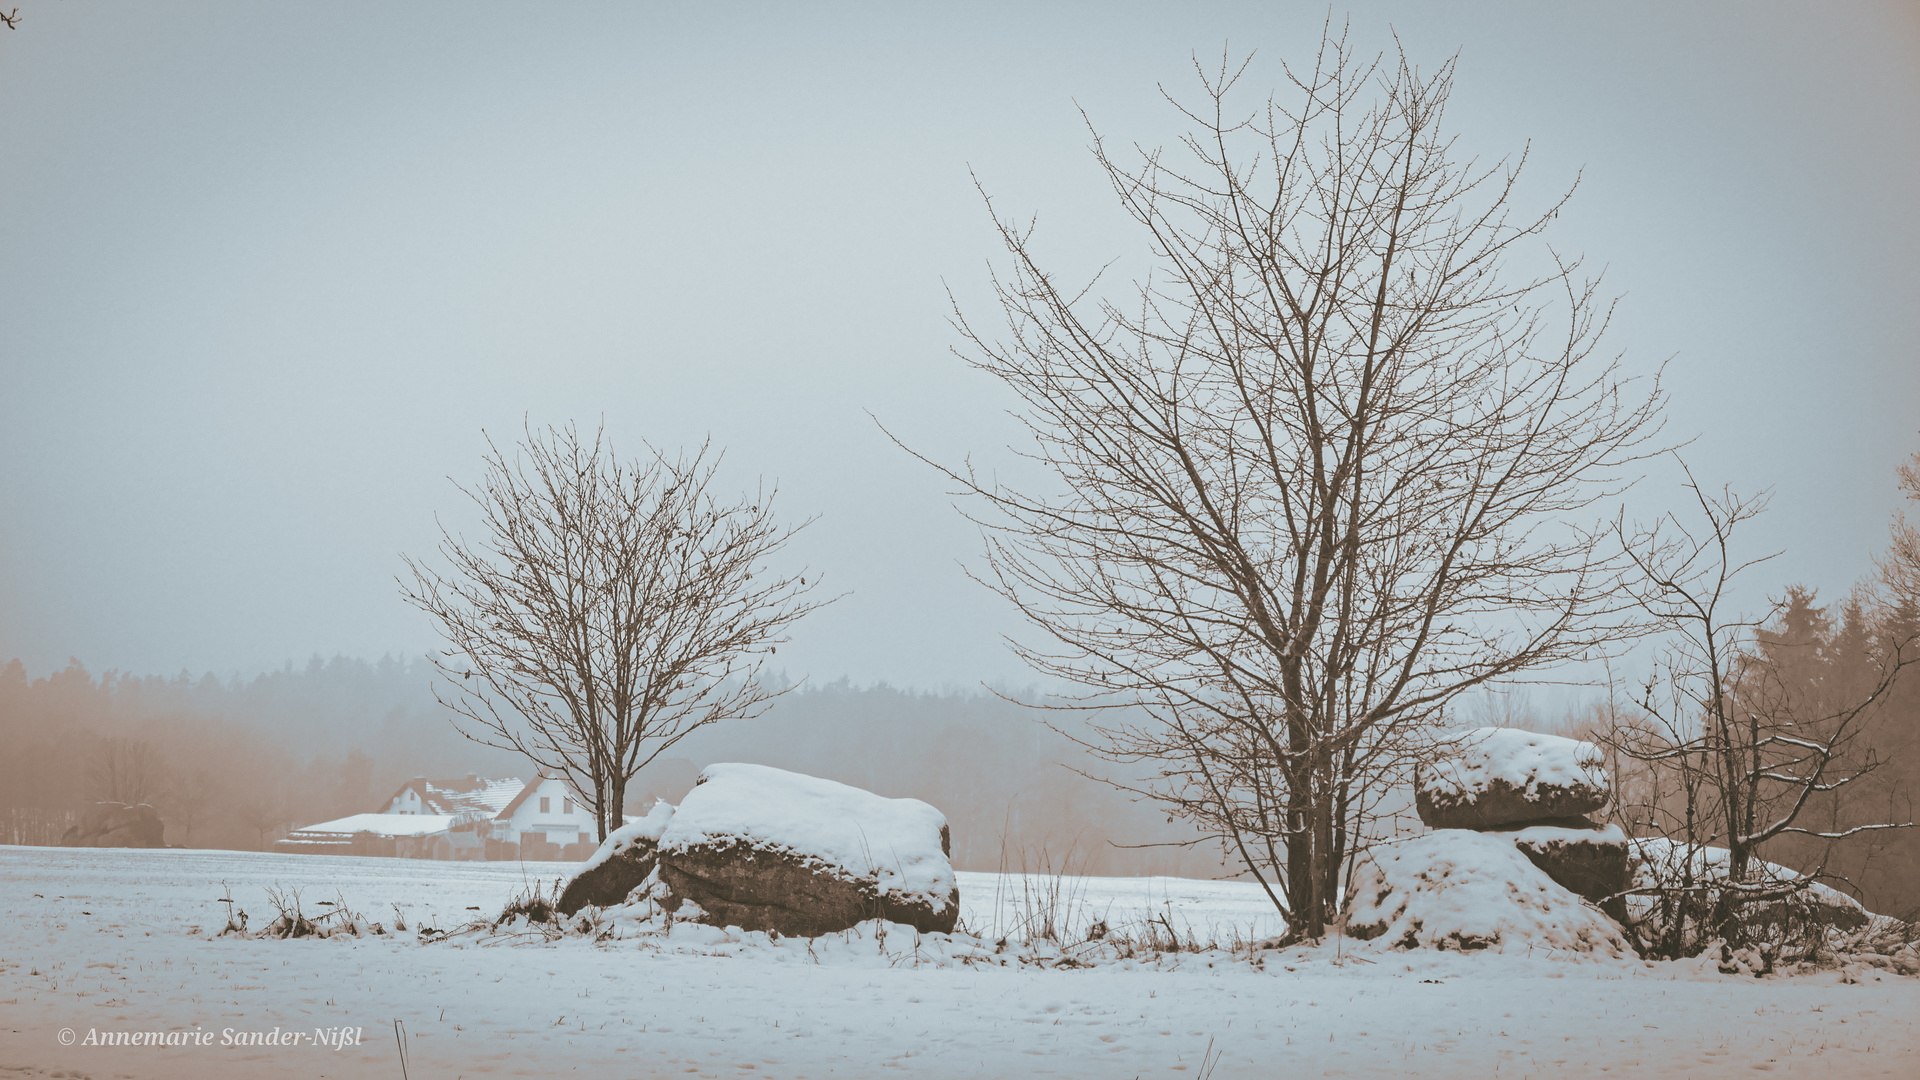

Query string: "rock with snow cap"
[[1415, 727, 1612, 829], [1343, 829, 1630, 955], [654, 763, 959, 937], [1485, 818, 1631, 904], [556, 800, 677, 915]]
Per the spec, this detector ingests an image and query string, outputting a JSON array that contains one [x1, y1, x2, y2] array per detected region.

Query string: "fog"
[[0, 655, 1224, 876], [2, 2, 1917, 689], [2, 4, 1918, 887]]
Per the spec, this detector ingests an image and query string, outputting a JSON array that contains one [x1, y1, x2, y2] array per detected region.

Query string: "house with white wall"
[[279, 771, 632, 861], [278, 775, 521, 860], [490, 772, 606, 859]]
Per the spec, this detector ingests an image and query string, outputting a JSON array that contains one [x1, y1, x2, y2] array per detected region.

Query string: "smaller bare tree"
[[1604, 467, 1916, 957], [402, 422, 829, 842], [87, 736, 164, 806], [166, 766, 222, 847]]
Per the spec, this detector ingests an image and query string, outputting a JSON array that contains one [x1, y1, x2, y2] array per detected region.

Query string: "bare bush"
[[1600, 469, 1916, 959]]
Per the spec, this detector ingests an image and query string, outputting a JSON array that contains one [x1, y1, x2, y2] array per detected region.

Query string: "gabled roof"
[[493, 771, 588, 819], [386, 775, 525, 816]]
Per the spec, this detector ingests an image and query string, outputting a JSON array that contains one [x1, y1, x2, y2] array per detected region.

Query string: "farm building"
[[276, 772, 619, 861]]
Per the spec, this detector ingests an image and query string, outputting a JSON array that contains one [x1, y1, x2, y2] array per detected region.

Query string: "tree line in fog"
[[0, 655, 1223, 877], [6, 583, 1916, 917]]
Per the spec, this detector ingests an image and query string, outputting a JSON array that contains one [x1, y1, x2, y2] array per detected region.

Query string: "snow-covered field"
[[3, 846, 1915, 1079]]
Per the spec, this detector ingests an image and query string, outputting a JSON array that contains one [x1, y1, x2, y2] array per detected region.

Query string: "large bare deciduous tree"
[[932, 34, 1666, 938], [402, 422, 828, 843]]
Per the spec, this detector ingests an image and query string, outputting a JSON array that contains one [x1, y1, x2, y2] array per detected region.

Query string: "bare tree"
[[401, 422, 829, 843], [240, 798, 288, 851], [166, 766, 221, 848], [88, 736, 164, 806], [1604, 471, 1916, 957], [926, 31, 1665, 939]]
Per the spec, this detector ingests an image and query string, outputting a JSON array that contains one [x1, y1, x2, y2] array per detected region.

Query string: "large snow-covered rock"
[[1416, 728, 1612, 829], [655, 764, 959, 937], [557, 800, 677, 915], [1487, 819, 1631, 903], [1344, 830, 1630, 955], [59, 802, 165, 848]]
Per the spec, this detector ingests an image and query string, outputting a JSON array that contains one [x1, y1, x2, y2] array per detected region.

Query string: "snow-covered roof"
[[494, 771, 589, 819], [291, 813, 462, 838], [390, 776, 526, 816]]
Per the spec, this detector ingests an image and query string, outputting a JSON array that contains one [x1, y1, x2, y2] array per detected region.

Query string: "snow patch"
[[1626, 837, 1870, 924]]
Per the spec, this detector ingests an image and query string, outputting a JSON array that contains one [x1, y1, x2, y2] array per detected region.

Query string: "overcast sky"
[[3, 1, 1916, 691]]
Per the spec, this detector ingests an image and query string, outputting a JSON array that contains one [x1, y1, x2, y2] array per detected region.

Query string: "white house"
[[280, 771, 631, 861], [490, 772, 605, 859]]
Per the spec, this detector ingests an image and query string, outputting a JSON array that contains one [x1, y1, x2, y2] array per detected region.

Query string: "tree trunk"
[[604, 775, 628, 844]]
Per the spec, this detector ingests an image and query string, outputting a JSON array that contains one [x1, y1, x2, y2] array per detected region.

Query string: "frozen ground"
[[2, 846, 1915, 1079]]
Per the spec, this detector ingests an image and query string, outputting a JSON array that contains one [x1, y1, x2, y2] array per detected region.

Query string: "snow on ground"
[[3, 846, 1916, 1079]]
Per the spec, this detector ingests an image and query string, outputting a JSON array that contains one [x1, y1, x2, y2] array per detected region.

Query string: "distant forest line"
[[5, 589, 1915, 919], [0, 655, 1225, 877]]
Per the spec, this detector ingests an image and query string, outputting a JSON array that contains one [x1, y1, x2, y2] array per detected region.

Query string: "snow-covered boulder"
[[1486, 819, 1631, 903], [1344, 830, 1630, 955], [1416, 728, 1612, 829], [60, 802, 165, 848], [557, 800, 677, 915], [655, 764, 959, 937]]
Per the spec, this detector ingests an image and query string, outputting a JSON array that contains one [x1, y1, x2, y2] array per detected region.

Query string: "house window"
[[563, 798, 573, 815], [540, 797, 550, 813]]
